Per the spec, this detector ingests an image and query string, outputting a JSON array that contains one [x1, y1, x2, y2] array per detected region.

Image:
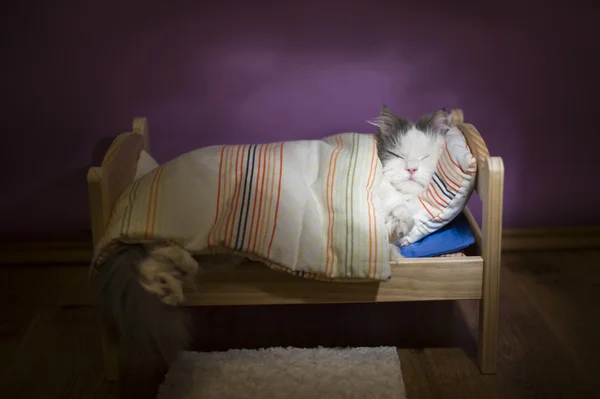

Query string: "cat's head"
[[368, 106, 451, 194]]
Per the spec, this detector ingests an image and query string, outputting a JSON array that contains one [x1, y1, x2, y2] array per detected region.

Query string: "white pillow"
[[398, 126, 477, 246], [134, 150, 159, 180]]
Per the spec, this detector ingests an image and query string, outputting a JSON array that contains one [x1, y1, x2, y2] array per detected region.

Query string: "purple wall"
[[2, 1, 599, 240]]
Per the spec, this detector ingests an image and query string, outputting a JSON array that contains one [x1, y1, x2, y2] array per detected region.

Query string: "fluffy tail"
[[91, 243, 198, 365]]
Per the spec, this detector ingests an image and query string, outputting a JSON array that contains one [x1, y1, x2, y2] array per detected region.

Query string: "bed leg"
[[477, 256, 500, 374], [477, 157, 503, 375], [101, 321, 121, 382]]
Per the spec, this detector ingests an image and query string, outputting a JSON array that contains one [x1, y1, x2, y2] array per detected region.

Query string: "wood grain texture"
[[457, 123, 491, 172], [2, 251, 600, 398], [132, 117, 149, 154], [397, 251, 600, 398], [504, 251, 600, 388], [0, 240, 92, 265], [102, 119, 148, 212], [502, 226, 600, 251], [450, 108, 464, 124], [184, 257, 484, 306], [463, 206, 483, 251], [478, 156, 504, 374]]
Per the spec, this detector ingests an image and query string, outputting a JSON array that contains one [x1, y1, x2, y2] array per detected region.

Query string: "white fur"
[[138, 246, 200, 306], [376, 127, 446, 251]]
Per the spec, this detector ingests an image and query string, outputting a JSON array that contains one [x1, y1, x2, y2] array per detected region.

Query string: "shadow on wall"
[[0, 135, 117, 242], [92, 137, 117, 166], [0, 167, 91, 241], [1, 0, 599, 238]]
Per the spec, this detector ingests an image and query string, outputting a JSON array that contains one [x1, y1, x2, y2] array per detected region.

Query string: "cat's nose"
[[406, 168, 418, 175]]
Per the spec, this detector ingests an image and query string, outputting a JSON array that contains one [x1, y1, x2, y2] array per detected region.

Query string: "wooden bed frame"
[[87, 109, 504, 381]]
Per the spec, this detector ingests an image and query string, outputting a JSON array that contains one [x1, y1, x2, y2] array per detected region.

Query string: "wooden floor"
[[1, 250, 599, 398]]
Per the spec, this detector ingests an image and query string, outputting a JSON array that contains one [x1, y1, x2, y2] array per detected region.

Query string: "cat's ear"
[[379, 104, 394, 118], [431, 108, 453, 131], [416, 108, 452, 132], [367, 105, 411, 136]]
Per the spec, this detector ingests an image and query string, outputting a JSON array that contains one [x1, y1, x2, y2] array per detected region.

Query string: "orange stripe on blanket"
[[441, 145, 464, 184], [149, 165, 165, 236], [253, 143, 271, 253], [365, 137, 379, 278], [466, 155, 477, 174], [438, 155, 461, 192], [445, 144, 463, 170], [325, 136, 344, 276], [324, 140, 336, 274], [443, 156, 464, 186], [419, 196, 437, 220], [224, 145, 245, 246], [430, 183, 450, 207], [224, 146, 235, 240], [218, 146, 233, 241], [144, 166, 162, 238], [330, 136, 344, 276], [231, 145, 249, 246], [365, 137, 375, 277], [427, 186, 447, 209], [208, 145, 227, 248], [267, 142, 285, 258], [261, 144, 277, 255]]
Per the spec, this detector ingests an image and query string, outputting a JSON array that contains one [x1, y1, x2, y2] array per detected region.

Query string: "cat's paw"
[[138, 259, 185, 306], [138, 245, 200, 306], [385, 215, 413, 243], [397, 217, 414, 240], [389, 206, 415, 238], [388, 243, 404, 261], [385, 218, 400, 242], [151, 245, 200, 278]]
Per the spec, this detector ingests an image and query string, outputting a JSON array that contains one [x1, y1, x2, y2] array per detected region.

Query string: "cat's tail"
[[91, 243, 198, 365]]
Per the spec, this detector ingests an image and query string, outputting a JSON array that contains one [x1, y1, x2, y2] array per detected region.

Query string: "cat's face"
[[380, 128, 445, 194], [369, 106, 450, 194]]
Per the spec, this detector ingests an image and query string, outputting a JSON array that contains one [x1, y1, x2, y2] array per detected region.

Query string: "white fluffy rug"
[[157, 346, 406, 399]]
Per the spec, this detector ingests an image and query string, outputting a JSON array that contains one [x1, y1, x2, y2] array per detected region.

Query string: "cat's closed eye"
[[386, 150, 404, 160]]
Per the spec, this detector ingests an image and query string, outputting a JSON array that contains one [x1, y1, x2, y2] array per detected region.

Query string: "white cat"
[[369, 106, 451, 260]]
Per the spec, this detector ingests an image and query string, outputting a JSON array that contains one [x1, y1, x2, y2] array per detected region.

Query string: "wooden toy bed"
[[87, 109, 503, 381]]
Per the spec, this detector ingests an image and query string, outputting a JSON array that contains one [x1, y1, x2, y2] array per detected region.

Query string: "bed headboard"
[[87, 118, 149, 249]]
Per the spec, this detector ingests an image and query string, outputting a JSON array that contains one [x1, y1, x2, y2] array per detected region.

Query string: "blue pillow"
[[396, 212, 475, 258]]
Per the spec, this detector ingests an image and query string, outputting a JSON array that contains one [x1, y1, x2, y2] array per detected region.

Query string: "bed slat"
[[184, 256, 484, 306]]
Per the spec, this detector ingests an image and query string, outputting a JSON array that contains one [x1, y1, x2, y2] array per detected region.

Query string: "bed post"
[[477, 156, 504, 374], [133, 117, 150, 154]]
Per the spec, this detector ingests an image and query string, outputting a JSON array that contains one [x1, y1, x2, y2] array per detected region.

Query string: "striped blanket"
[[91, 133, 391, 282]]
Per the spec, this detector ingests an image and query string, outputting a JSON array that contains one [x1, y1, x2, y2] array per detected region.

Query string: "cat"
[[93, 241, 251, 367], [92, 106, 452, 368], [92, 243, 199, 366], [368, 106, 452, 260]]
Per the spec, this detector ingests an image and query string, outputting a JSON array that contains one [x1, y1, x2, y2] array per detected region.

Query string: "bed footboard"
[[87, 118, 149, 382], [477, 156, 504, 374]]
